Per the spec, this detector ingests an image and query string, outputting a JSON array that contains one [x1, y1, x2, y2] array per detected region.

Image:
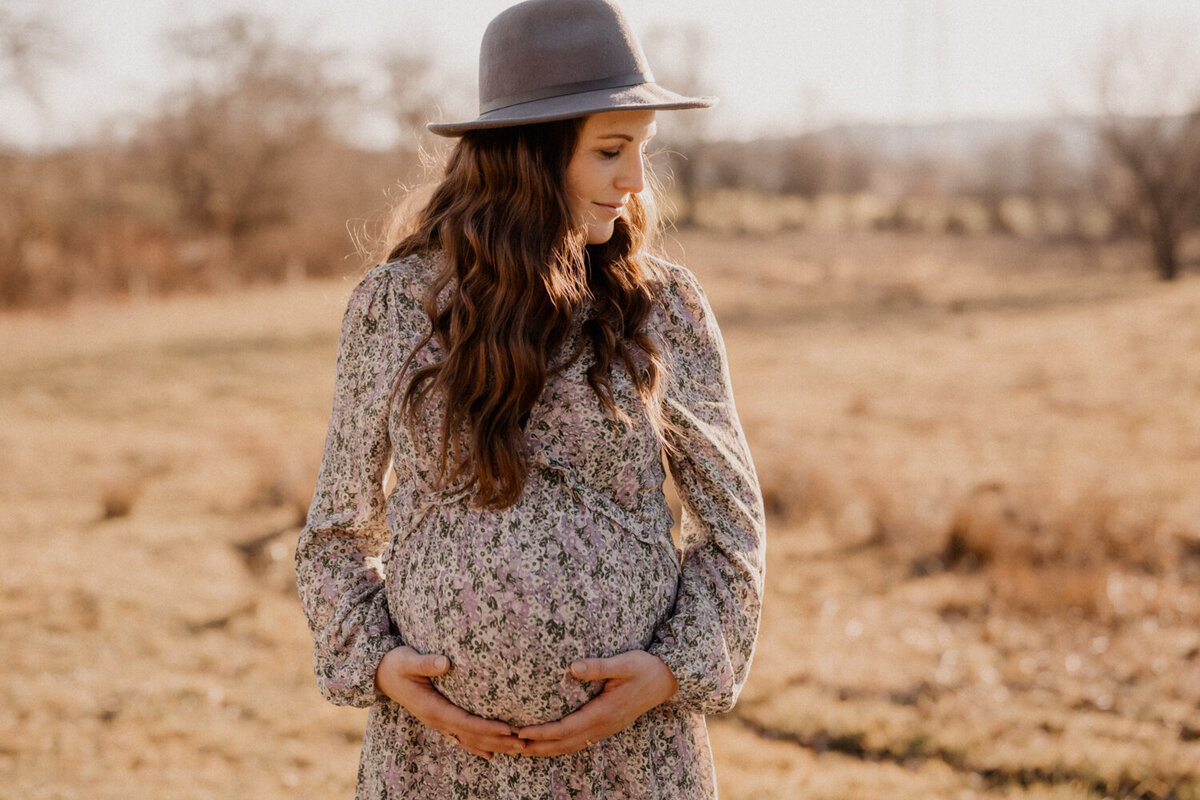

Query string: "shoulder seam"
[[358, 251, 441, 292]]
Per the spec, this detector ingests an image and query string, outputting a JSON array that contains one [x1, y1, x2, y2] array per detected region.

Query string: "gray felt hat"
[[427, 0, 716, 137]]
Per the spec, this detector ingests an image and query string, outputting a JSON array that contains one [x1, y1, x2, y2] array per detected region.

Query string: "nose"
[[615, 151, 646, 194]]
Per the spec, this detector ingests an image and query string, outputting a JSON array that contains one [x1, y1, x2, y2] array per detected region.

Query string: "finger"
[[450, 729, 526, 750], [460, 743, 494, 760], [470, 733, 526, 755], [522, 737, 593, 757], [403, 685, 518, 743], [439, 705, 520, 738], [405, 652, 451, 677], [518, 700, 609, 741], [516, 717, 571, 741], [441, 730, 494, 760], [570, 654, 631, 681], [423, 697, 519, 738]]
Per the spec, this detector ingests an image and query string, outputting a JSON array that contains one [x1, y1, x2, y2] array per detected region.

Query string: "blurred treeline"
[[2, 11, 1199, 308], [0, 13, 448, 306]]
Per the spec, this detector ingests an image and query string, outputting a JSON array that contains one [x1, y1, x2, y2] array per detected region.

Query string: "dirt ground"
[[2, 231, 1198, 799]]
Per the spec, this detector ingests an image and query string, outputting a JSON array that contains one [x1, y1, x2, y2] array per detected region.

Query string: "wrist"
[[652, 653, 679, 703], [373, 646, 404, 700]]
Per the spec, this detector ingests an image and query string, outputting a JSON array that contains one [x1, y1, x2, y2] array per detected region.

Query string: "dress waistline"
[[380, 452, 674, 566]]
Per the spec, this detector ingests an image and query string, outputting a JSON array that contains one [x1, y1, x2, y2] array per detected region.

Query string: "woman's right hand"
[[374, 646, 525, 760]]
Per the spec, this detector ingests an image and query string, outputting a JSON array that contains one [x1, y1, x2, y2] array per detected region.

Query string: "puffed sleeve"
[[647, 263, 766, 715], [295, 265, 409, 707]]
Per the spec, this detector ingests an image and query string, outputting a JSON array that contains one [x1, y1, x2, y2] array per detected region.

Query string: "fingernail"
[[570, 661, 586, 677], [435, 655, 449, 670]]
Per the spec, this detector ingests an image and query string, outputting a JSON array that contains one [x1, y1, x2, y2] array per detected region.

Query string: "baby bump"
[[386, 479, 679, 728]]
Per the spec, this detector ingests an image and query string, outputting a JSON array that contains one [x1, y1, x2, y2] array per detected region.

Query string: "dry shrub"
[[940, 483, 1032, 570], [756, 453, 857, 530], [928, 481, 1186, 620], [690, 189, 813, 234], [99, 480, 141, 520], [246, 454, 315, 526], [991, 561, 1109, 618], [757, 438, 1190, 618], [757, 445, 952, 557], [871, 281, 927, 311], [1049, 485, 1178, 573], [759, 444, 1195, 621], [232, 528, 296, 592]]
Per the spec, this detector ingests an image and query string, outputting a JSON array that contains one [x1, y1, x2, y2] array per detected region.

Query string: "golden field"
[[1, 230, 1198, 799]]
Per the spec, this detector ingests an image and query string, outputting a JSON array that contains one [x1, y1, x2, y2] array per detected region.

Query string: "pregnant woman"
[[295, 1, 765, 797]]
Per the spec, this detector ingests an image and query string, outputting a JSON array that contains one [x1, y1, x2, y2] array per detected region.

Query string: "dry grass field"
[[2, 230, 1198, 799]]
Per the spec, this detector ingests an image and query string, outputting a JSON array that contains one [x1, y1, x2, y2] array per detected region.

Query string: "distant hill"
[[690, 116, 1104, 195], [825, 116, 1100, 168]]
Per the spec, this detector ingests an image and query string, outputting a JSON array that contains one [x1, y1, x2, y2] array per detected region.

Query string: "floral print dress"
[[296, 252, 765, 799]]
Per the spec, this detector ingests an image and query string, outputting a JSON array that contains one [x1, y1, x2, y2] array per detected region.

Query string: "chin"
[[585, 226, 616, 245]]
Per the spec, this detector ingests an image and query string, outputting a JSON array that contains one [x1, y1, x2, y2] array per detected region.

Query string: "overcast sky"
[[4, 0, 1200, 148]]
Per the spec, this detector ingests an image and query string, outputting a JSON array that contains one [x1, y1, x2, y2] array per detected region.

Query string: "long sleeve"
[[647, 264, 766, 715], [295, 267, 408, 707]]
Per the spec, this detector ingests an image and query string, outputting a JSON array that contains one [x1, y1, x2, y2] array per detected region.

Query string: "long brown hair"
[[387, 118, 668, 508]]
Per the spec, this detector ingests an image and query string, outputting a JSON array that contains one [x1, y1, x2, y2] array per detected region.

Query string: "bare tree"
[[380, 48, 440, 146], [0, 6, 65, 104], [1024, 129, 1077, 205], [0, 7, 71, 304], [644, 24, 712, 227], [1094, 25, 1200, 280], [145, 13, 359, 280], [779, 135, 830, 199], [374, 45, 449, 191], [968, 138, 1020, 235]]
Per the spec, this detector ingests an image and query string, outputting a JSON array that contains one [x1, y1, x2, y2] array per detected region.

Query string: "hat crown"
[[478, 0, 654, 114], [427, 0, 713, 136]]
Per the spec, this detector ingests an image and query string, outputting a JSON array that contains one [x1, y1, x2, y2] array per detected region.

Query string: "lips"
[[593, 202, 624, 217]]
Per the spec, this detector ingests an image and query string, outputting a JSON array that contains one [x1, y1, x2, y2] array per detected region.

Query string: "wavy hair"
[[387, 118, 669, 508]]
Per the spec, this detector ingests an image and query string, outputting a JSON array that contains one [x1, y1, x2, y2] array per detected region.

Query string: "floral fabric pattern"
[[296, 252, 765, 799]]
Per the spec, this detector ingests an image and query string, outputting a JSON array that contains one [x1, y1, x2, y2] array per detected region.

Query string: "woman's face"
[[564, 109, 657, 245]]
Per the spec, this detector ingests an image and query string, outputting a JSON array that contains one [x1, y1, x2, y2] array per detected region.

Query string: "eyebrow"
[[596, 130, 657, 142]]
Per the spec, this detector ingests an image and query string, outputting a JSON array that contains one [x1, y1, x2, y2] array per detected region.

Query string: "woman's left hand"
[[516, 650, 678, 756]]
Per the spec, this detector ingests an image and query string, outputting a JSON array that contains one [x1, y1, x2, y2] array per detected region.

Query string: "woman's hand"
[[516, 650, 678, 757], [374, 646, 525, 760]]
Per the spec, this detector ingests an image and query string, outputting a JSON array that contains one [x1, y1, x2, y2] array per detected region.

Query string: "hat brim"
[[427, 82, 716, 137]]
